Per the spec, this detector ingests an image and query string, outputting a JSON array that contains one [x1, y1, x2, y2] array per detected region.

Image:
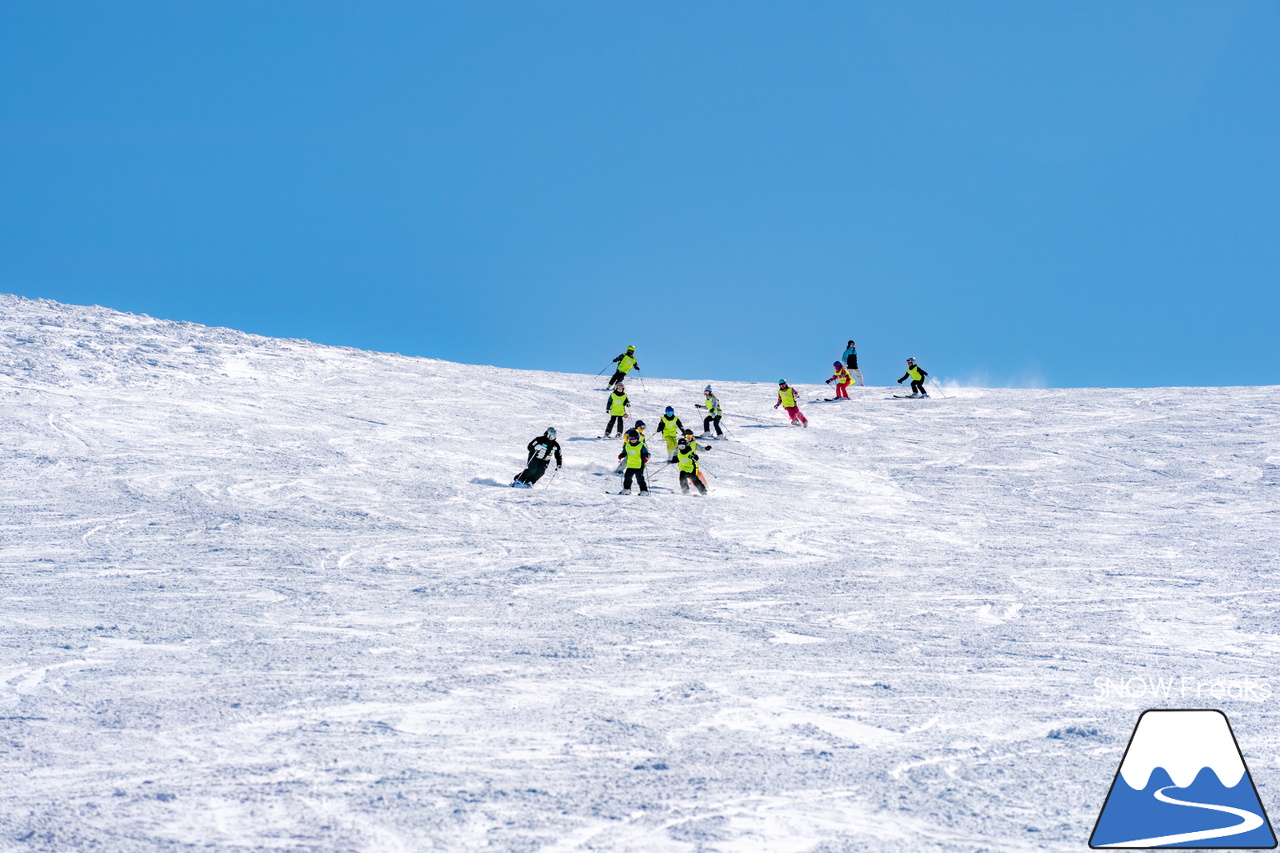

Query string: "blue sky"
[[2, 1, 1276, 387]]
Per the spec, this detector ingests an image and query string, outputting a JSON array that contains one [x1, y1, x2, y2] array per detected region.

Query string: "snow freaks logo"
[[1090, 710, 1276, 849], [1093, 675, 1273, 703]]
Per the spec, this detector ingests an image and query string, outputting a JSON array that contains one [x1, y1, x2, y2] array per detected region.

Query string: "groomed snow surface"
[[2, 294, 1279, 852]]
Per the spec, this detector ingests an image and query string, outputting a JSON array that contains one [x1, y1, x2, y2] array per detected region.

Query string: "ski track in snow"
[[2, 294, 1279, 851]]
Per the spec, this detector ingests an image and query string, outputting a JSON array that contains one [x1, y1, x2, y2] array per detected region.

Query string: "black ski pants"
[[679, 470, 707, 495], [516, 458, 549, 485], [703, 414, 723, 436], [622, 467, 648, 492], [605, 415, 627, 436], [911, 379, 926, 394], [608, 370, 627, 387]]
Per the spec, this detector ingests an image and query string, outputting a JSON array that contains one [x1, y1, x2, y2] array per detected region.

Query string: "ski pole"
[[542, 466, 560, 490], [930, 378, 948, 398], [596, 363, 613, 377]]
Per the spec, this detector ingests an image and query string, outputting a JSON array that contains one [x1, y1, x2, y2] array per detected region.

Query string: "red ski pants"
[[784, 405, 808, 424], [834, 383, 850, 399]]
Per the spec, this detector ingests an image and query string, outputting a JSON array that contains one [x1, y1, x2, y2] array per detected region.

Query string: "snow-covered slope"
[[2, 294, 1278, 852]]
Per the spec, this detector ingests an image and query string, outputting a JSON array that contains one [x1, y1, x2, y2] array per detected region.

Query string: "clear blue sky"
[[3, 1, 1276, 387]]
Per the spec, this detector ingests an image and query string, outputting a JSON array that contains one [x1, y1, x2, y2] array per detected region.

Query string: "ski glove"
[[897, 378, 904, 384]]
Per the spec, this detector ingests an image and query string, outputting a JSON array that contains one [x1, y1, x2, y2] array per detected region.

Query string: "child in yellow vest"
[[616, 429, 650, 495], [604, 383, 630, 437], [656, 407, 684, 455], [826, 362, 853, 399], [896, 359, 929, 398], [673, 438, 707, 495], [773, 380, 808, 426]]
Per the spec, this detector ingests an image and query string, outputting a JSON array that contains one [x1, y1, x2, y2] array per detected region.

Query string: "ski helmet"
[[627, 345, 635, 352], [906, 357, 915, 364], [634, 419, 646, 429], [626, 429, 639, 441], [704, 386, 712, 394], [665, 406, 674, 415], [833, 361, 842, 368], [545, 427, 556, 438], [615, 382, 624, 389], [677, 439, 689, 449], [778, 379, 787, 385]]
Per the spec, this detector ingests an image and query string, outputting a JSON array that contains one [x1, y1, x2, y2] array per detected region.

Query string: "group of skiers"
[[609, 415, 712, 496], [600, 388, 719, 495], [511, 341, 933, 493], [606, 386, 723, 441]]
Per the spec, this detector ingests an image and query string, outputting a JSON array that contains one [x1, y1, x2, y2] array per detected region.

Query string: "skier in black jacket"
[[897, 358, 929, 398], [607, 346, 639, 389], [512, 428, 562, 487]]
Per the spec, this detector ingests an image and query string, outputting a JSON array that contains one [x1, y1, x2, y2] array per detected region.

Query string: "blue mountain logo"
[[1091, 710, 1276, 848]]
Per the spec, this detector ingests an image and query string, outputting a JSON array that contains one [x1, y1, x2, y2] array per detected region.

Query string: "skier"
[[843, 340, 864, 386], [672, 437, 707, 496], [695, 385, 724, 437], [607, 346, 639, 389], [773, 380, 809, 427], [825, 362, 853, 400], [897, 358, 929, 398], [512, 428, 562, 488], [617, 428, 650, 495], [656, 406, 684, 456], [614, 419, 647, 474], [604, 383, 631, 437]]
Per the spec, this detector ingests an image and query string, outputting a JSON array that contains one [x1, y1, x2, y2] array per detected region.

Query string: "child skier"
[[512, 428, 562, 487], [617, 428, 650, 495], [615, 419, 647, 474], [696, 385, 724, 437], [604, 383, 631, 437], [825, 362, 853, 399], [607, 346, 639, 388], [656, 406, 684, 456], [843, 340, 864, 386], [773, 380, 808, 426], [672, 437, 707, 496], [897, 358, 929, 397]]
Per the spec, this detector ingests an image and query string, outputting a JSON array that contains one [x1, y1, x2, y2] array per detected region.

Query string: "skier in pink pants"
[[773, 380, 808, 426], [826, 362, 852, 399]]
